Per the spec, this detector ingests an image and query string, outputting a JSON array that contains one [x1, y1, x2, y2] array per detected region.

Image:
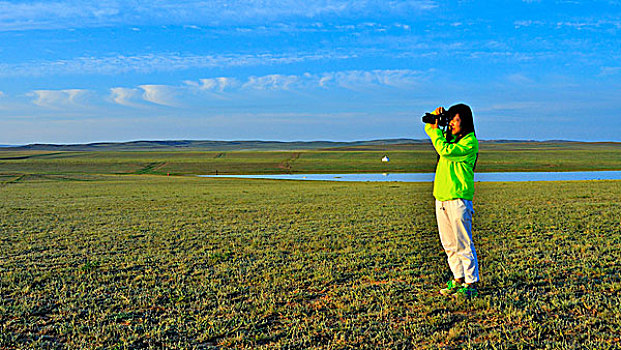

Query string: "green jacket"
[[425, 124, 479, 201]]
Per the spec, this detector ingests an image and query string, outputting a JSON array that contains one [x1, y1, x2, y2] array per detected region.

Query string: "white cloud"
[[185, 77, 239, 92], [373, 70, 423, 88], [199, 79, 218, 90], [28, 89, 89, 108], [318, 75, 333, 87], [485, 102, 553, 116], [598, 66, 621, 77], [192, 70, 424, 92], [91, 69, 431, 115], [110, 87, 141, 107], [506, 73, 535, 85], [319, 69, 422, 89], [18, 69, 428, 113], [555, 19, 621, 30], [0, 1, 121, 31], [0, 0, 439, 31], [157, 69, 427, 98], [139, 85, 179, 107], [0, 51, 356, 77], [212, 77, 237, 91], [243, 74, 299, 90], [515, 19, 621, 31], [110, 85, 181, 108]]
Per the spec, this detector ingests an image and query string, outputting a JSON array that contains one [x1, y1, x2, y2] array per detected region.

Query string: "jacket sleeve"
[[425, 124, 477, 161]]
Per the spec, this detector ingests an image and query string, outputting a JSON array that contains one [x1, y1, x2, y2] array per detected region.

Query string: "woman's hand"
[[430, 106, 444, 129]]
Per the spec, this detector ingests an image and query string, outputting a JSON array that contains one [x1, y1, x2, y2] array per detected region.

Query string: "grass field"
[[1, 142, 620, 176], [1, 175, 620, 349]]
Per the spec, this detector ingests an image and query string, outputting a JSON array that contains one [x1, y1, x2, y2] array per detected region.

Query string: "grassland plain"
[[1, 142, 620, 176], [1, 175, 620, 349]]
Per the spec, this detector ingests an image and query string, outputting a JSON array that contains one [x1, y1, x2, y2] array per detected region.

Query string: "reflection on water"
[[199, 171, 621, 182]]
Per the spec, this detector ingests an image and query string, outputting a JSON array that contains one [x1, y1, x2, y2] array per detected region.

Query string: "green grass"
[[1, 175, 620, 349], [1, 142, 620, 176]]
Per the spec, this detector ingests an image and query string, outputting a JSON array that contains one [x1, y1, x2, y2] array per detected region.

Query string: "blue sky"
[[1, 0, 620, 144]]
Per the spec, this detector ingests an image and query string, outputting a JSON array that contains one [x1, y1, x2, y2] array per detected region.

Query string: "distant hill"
[[6, 139, 426, 151], [2, 138, 597, 152]]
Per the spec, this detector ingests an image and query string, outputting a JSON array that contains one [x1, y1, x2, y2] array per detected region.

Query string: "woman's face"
[[450, 114, 462, 135]]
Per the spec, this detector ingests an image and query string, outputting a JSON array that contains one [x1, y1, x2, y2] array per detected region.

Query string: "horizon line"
[[3, 138, 621, 148]]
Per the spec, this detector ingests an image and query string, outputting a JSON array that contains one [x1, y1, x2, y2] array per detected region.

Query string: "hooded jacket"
[[425, 124, 479, 201]]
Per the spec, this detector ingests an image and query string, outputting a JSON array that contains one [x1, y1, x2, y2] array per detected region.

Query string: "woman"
[[424, 103, 479, 298]]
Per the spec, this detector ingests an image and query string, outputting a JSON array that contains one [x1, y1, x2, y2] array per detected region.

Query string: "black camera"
[[422, 111, 452, 127]]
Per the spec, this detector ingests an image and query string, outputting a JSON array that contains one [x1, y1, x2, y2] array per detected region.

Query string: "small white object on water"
[[383, 173, 388, 176], [381, 155, 390, 162]]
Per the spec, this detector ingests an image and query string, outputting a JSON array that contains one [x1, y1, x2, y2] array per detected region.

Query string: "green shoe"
[[454, 284, 478, 299], [439, 279, 461, 296]]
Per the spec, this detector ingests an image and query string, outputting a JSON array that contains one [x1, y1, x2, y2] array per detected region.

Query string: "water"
[[198, 170, 621, 182]]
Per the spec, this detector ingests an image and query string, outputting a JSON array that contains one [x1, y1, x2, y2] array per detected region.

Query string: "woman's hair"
[[446, 103, 475, 143]]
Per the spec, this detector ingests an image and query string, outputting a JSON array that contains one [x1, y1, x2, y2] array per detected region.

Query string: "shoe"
[[439, 279, 461, 296], [453, 284, 478, 299]]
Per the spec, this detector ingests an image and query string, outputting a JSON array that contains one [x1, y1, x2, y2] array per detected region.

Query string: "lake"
[[198, 170, 621, 182]]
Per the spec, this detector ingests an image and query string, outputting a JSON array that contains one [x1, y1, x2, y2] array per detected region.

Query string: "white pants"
[[435, 199, 479, 284]]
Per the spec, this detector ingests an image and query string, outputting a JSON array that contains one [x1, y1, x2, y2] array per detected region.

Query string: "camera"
[[422, 111, 452, 127]]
